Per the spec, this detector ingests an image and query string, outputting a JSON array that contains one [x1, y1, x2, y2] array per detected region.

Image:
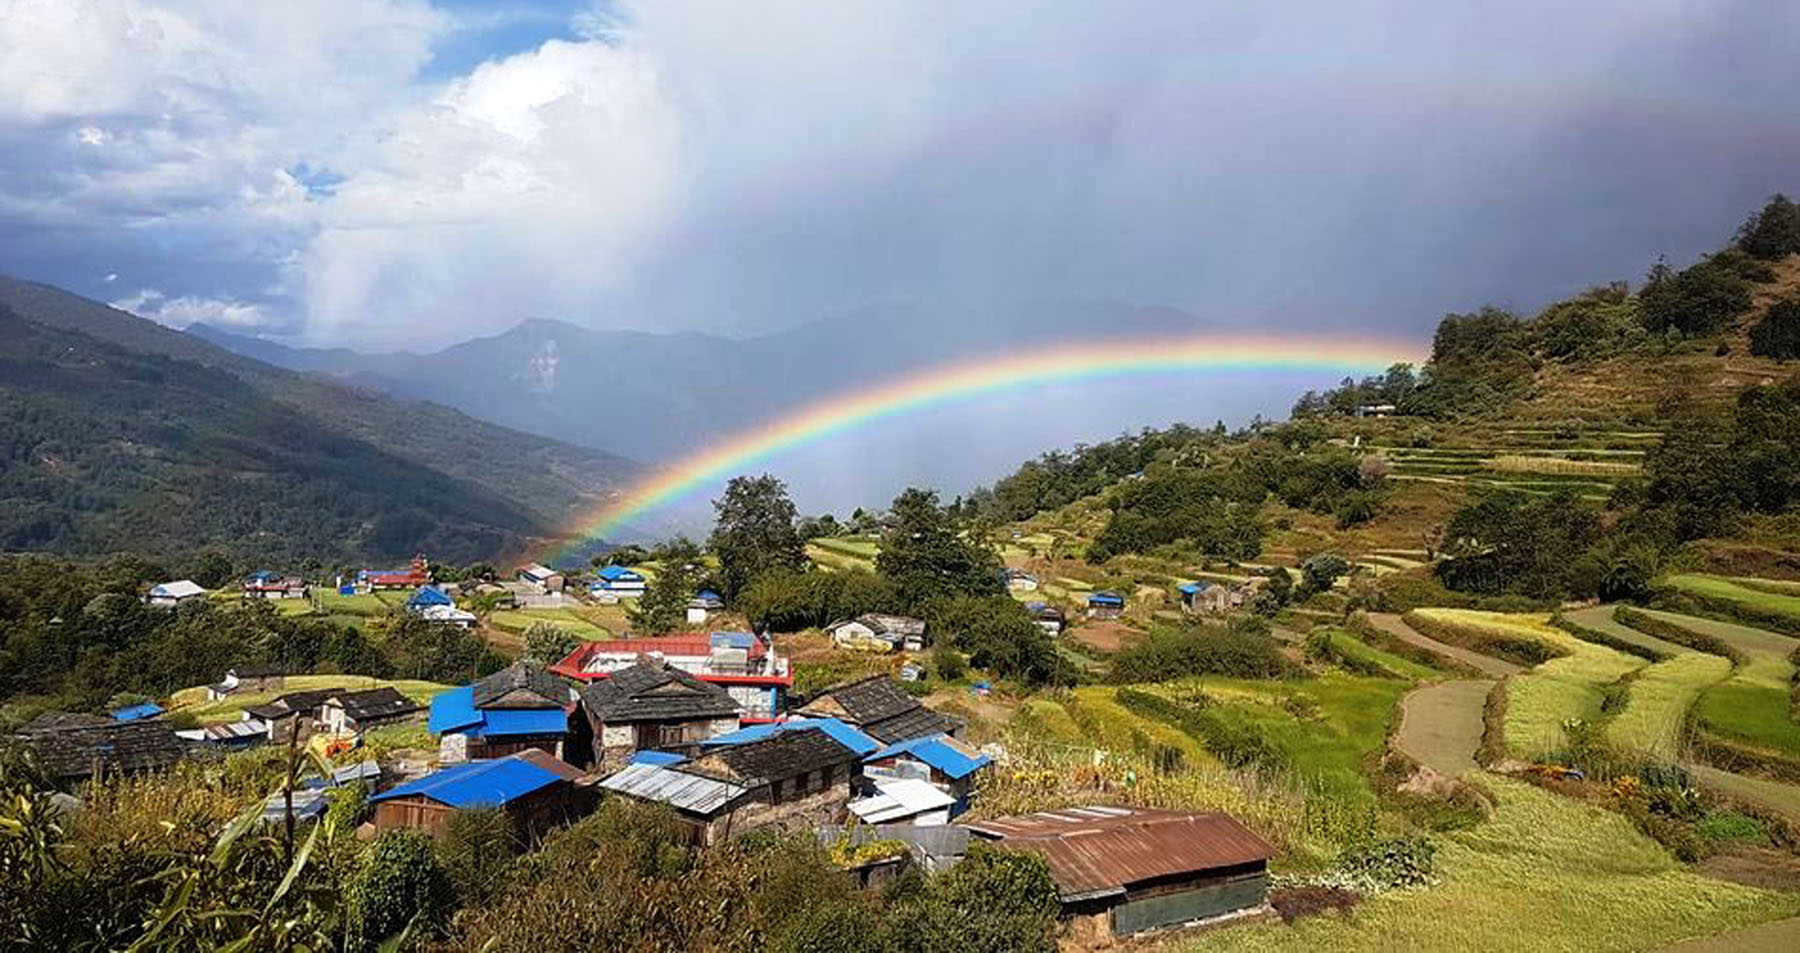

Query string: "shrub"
[[1110, 624, 1298, 683], [521, 622, 580, 667], [1696, 811, 1768, 846], [1749, 298, 1800, 361], [1336, 835, 1436, 890], [347, 830, 449, 946], [323, 782, 370, 835], [437, 807, 521, 905]]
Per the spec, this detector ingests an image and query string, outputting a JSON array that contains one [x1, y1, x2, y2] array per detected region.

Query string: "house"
[[145, 580, 206, 608], [963, 806, 1274, 937], [319, 687, 422, 734], [1178, 581, 1237, 615], [899, 661, 925, 682], [430, 663, 576, 763], [600, 729, 863, 846], [206, 664, 287, 701], [1353, 403, 1398, 418], [1003, 568, 1040, 592], [360, 555, 430, 590], [243, 571, 309, 600], [516, 562, 565, 593], [419, 603, 478, 627], [700, 717, 882, 759], [14, 719, 191, 785], [21, 711, 111, 732], [405, 586, 453, 611], [861, 733, 991, 816], [1087, 590, 1126, 620], [371, 749, 593, 840], [244, 689, 336, 740], [550, 632, 791, 721], [796, 676, 958, 744], [110, 702, 164, 722], [572, 660, 742, 769], [1025, 601, 1065, 635], [826, 613, 929, 653], [591, 565, 647, 597], [686, 589, 725, 625]]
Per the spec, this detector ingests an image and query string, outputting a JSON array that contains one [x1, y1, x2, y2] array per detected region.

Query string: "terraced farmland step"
[[1366, 613, 1524, 678]]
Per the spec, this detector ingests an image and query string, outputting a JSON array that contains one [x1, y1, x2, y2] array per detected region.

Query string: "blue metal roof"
[[597, 565, 643, 581], [429, 684, 567, 737], [868, 734, 992, 780], [1177, 582, 1205, 595], [629, 749, 688, 767], [111, 702, 163, 721], [701, 717, 880, 757], [697, 589, 721, 601], [370, 757, 564, 809], [407, 587, 453, 607], [1088, 591, 1125, 605]]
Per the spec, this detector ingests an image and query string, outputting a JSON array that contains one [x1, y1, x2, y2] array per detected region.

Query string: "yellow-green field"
[[488, 608, 611, 640], [168, 674, 451, 725], [1604, 652, 1733, 761]]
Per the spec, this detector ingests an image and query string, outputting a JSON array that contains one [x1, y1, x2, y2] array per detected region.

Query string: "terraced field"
[[1660, 574, 1800, 635], [1624, 609, 1800, 776], [1604, 652, 1733, 761], [1560, 605, 1687, 659], [488, 608, 611, 640]]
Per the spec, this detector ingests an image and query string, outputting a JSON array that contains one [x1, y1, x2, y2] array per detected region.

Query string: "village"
[[11, 548, 1282, 945]]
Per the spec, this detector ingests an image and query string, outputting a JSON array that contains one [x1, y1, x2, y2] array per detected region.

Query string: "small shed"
[[1025, 601, 1066, 635], [1178, 582, 1235, 615], [964, 806, 1273, 937], [145, 580, 206, 608], [406, 587, 454, 610], [370, 749, 592, 839], [826, 614, 929, 653], [862, 732, 991, 815], [1086, 591, 1125, 620], [849, 777, 957, 826], [1003, 568, 1041, 591]]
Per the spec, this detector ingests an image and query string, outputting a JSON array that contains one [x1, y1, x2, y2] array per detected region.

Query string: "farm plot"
[[1660, 574, 1800, 635], [1327, 630, 1447, 682], [1407, 610, 1645, 759], [488, 608, 610, 641], [1627, 610, 1800, 774], [313, 591, 392, 617], [1604, 652, 1733, 761], [1186, 776, 1800, 953]]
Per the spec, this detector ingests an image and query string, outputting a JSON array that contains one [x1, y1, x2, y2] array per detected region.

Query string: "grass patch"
[[312, 591, 391, 617], [1604, 652, 1733, 762], [1186, 776, 1800, 952], [1404, 609, 1571, 668], [1062, 687, 1215, 770], [488, 608, 610, 641], [169, 674, 451, 725], [1326, 630, 1446, 683]]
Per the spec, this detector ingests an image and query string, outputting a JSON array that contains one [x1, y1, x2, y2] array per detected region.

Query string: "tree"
[[1749, 298, 1800, 361], [522, 622, 579, 667], [1298, 553, 1349, 596], [891, 845, 1061, 953], [1736, 193, 1800, 260], [348, 830, 449, 946], [709, 474, 806, 601], [1435, 490, 1605, 598], [923, 596, 1061, 686], [875, 488, 1003, 611], [629, 538, 707, 633], [1639, 255, 1752, 336], [189, 551, 234, 589], [593, 544, 650, 568]]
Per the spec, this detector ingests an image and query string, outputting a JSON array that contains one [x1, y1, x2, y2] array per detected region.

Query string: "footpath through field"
[[1366, 613, 1524, 678], [1658, 915, 1800, 952], [1395, 679, 1493, 776]]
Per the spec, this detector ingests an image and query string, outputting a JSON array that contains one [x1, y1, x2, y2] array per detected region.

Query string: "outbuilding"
[[591, 565, 647, 597], [145, 580, 206, 608], [1086, 591, 1126, 620], [963, 806, 1273, 937], [319, 687, 422, 734], [370, 749, 592, 840]]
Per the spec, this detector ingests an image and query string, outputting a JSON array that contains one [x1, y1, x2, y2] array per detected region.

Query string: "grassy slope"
[[1189, 777, 1800, 953], [168, 674, 451, 725], [1626, 609, 1800, 763]]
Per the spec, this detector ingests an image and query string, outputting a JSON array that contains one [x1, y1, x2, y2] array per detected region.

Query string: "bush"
[[1336, 835, 1436, 890], [1749, 298, 1800, 361], [522, 622, 580, 667], [890, 845, 1060, 953], [1110, 624, 1298, 683], [348, 830, 449, 946], [437, 808, 521, 905], [323, 782, 370, 835], [1696, 811, 1769, 846]]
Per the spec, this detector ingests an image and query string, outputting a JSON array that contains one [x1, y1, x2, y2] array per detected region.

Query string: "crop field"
[[1558, 605, 1686, 659], [804, 541, 875, 572], [488, 608, 610, 641], [1615, 609, 1800, 763], [1060, 687, 1215, 767], [312, 591, 393, 616], [1405, 610, 1645, 759], [169, 674, 451, 725], [1326, 630, 1446, 682], [1187, 776, 1800, 953], [1733, 576, 1800, 597], [1603, 652, 1733, 761], [1661, 573, 1800, 633]]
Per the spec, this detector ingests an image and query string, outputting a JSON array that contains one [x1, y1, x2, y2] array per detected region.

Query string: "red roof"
[[549, 635, 778, 684], [963, 806, 1273, 901]]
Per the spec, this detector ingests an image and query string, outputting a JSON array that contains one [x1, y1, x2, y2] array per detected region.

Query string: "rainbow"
[[546, 332, 1420, 558]]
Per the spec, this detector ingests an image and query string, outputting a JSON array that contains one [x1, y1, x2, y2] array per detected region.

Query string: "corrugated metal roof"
[[428, 685, 482, 733], [702, 717, 881, 757], [629, 749, 688, 766], [111, 703, 164, 721], [596, 565, 644, 581], [964, 807, 1273, 901], [599, 762, 745, 814], [849, 778, 955, 824], [868, 733, 991, 780], [407, 586, 453, 607], [176, 719, 269, 742], [370, 754, 569, 808], [150, 580, 205, 598]]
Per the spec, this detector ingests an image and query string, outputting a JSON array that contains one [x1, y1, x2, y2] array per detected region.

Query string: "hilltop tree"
[[1736, 193, 1800, 260], [629, 538, 707, 633], [1638, 255, 1754, 336], [1749, 298, 1800, 361], [874, 488, 1003, 611], [708, 474, 806, 601]]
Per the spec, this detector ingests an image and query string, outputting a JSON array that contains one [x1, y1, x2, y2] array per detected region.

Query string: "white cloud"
[[110, 288, 274, 329]]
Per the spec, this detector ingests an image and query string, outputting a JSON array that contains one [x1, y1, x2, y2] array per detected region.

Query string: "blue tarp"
[[429, 685, 568, 737], [111, 702, 163, 721], [407, 587, 453, 608], [596, 566, 644, 582], [868, 734, 991, 780], [370, 757, 563, 809], [702, 717, 880, 757], [1088, 591, 1125, 606], [1177, 582, 1205, 595], [629, 750, 688, 767]]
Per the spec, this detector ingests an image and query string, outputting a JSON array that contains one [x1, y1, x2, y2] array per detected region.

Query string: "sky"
[[3, 0, 1799, 351]]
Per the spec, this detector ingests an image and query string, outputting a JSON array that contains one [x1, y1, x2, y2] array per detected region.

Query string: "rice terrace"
[[6, 4, 1800, 951]]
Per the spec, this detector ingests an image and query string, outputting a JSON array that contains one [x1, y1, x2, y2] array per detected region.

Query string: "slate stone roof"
[[245, 690, 336, 721], [681, 729, 860, 788], [17, 720, 191, 781], [329, 687, 420, 722], [22, 710, 112, 732], [798, 676, 956, 744], [473, 663, 570, 709], [579, 661, 741, 724]]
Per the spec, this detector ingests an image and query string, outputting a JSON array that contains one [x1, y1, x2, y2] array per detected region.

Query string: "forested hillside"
[[0, 278, 637, 563]]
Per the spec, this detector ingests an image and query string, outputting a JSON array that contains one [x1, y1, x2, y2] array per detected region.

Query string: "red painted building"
[[550, 631, 790, 722]]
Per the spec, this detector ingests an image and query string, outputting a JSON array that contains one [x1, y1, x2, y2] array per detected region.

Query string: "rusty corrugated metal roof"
[[964, 806, 1273, 901]]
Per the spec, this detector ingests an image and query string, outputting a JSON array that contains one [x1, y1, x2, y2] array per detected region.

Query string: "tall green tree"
[[1749, 298, 1800, 361], [874, 488, 1003, 611], [708, 474, 806, 601], [1736, 193, 1800, 260], [629, 538, 707, 633]]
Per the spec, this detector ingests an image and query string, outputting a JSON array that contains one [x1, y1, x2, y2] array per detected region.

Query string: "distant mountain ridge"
[[190, 299, 1228, 462], [0, 276, 637, 563]]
